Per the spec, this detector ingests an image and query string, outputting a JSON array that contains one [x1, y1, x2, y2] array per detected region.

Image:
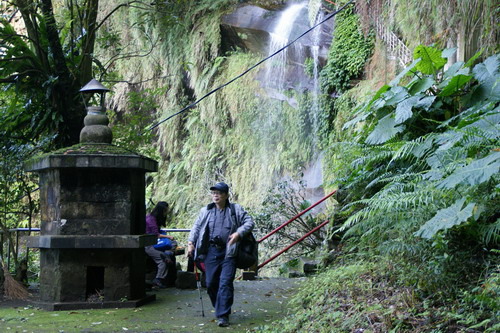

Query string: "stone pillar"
[[25, 150, 158, 310]]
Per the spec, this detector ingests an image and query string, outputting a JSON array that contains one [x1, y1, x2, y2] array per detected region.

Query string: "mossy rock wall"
[[99, 0, 320, 224]]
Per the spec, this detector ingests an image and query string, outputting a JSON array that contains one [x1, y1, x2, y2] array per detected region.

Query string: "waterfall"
[[310, 3, 324, 150], [263, 0, 325, 131], [264, 2, 307, 92], [260, 0, 328, 200]]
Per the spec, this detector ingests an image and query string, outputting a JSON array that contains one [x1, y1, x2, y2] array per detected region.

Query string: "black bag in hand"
[[229, 204, 258, 269], [236, 232, 258, 269]]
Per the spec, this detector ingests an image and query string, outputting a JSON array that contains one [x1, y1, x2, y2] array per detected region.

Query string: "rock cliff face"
[[220, 3, 334, 93], [220, 2, 333, 205]]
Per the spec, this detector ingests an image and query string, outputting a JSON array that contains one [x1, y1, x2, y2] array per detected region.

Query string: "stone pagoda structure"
[[25, 79, 157, 310]]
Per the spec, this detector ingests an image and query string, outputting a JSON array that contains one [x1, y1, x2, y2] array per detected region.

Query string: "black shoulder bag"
[[230, 204, 258, 269]]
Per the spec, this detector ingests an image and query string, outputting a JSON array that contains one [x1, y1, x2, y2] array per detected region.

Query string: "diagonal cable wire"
[[147, 0, 354, 132]]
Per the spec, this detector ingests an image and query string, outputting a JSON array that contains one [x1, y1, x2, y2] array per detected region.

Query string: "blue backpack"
[[153, 231, 173, 251]]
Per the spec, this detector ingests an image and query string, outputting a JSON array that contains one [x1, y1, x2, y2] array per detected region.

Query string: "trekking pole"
[[194, 264, 205, 317]]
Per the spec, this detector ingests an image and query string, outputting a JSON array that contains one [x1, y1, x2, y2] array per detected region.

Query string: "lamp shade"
[[79, 79, 110, 94]]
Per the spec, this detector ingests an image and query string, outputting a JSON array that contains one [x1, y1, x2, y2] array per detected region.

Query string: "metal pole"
[[6, 233, 10, 268], [258, 190, 336, 243], [258, 220, 330, 270], [194, 264, 205, 317], [15, 229, 19, 263]]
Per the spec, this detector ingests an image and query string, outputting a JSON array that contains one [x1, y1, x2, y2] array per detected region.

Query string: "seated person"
[[145, 201, 177, 288]]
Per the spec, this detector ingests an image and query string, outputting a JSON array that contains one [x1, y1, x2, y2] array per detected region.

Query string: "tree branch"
[[102, 34, 159, 77], [95, 1, 146, 32], [0, 69, 45, 83]]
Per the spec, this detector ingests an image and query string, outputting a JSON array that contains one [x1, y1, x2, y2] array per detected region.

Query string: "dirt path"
[[155, 277, 301, 332], [0, 277, 302, 332]]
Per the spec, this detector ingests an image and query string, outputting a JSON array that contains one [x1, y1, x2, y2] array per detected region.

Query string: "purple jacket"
[[146, 214, 160, 236]]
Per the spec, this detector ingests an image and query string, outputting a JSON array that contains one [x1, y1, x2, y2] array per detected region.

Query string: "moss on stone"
[[49, 143, 139, 156]]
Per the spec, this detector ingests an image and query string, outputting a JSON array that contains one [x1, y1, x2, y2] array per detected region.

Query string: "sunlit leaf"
[[438, 152, 500, 189], [464, 49, 483, 67], [439, 74, 473, 97], [366, 115, 404, 145], [473, 54, 499, 85], [408, 77, 435, 95], [442, 48, 457, 59], [415, 96, 436, 111], [414, 45, 447, 74], [385, 86, 409, 106], [395, 96, 420, 124], [415, 198, 475, 239], [443, 61, 466, 80]]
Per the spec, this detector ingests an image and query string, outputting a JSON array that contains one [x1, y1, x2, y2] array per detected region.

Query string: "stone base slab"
[[31, 294, 156, 311], [25, 234, 156, 248]]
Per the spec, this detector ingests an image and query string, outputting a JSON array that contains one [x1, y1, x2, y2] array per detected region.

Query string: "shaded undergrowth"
[[256, 257, 499, 333]]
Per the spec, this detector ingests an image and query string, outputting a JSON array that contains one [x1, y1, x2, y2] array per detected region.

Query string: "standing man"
[[187, 182, 254, 327]]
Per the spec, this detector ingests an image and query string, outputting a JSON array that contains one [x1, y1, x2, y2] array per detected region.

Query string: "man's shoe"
[[152, 278, 167, 289], [217, 316, 229, 327]]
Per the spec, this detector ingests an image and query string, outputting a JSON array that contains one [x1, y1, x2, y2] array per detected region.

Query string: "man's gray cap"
[[210, 182, 229, 193]]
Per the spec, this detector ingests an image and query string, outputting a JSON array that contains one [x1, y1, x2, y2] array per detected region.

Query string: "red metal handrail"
[[257, 189, 337, 243], [257, 219, 330, 270]]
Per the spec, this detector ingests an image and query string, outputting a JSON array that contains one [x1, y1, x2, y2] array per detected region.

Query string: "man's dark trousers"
[[205, 245, 237, 318]]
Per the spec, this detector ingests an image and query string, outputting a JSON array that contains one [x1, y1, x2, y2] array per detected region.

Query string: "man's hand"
[[187, 243, 195, 257], [228, 232, 240, 245]]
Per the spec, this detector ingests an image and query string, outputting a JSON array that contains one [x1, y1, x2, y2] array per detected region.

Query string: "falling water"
[[264, 2, 307, 91], [261, 0, 330, 201], [310, 5, 324, 150]]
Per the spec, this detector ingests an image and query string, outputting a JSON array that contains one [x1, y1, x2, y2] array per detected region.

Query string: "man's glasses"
[[210, 191, 225, 196]]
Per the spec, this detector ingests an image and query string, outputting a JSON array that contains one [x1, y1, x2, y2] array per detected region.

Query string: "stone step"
[[297, 256, 319, 275]]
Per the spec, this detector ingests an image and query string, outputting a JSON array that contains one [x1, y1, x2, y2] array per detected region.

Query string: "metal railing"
[[258, 190, 337, 244], [3, 190, 336, 275], [369, 0, 413, 68], [256, 190, 337, 270], [373, 17, 412, 67], [0, 228, 40, 268], [258, 219, 330, 269]]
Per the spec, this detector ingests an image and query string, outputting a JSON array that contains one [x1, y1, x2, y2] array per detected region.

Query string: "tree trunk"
[[39, 0, 89, 146]]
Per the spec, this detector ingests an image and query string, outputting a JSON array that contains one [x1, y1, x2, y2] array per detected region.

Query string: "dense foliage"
[[261, 47, 499, 332], [391, 0, 498, 58], [0, 0, 101, 147], [1, 1, 498, 331], [320, 1, 374, 94]]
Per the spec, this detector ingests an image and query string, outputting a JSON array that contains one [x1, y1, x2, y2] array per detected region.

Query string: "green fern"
[[329, 49, 499, 272], [478, 218, 500, 245]]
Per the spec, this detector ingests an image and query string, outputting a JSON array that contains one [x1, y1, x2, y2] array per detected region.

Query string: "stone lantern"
[[25, 79, 157, 310], [79, 78, 112, 144]]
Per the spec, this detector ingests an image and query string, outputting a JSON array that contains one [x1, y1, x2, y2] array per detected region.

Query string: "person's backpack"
[[153, 237, 173, 251], [153, 231, 176, 251], [230, 204, 258, 269]]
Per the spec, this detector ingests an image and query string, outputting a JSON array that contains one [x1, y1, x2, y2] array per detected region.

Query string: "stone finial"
[[79, 79, 113, 144], [80, 106, 113, 143]]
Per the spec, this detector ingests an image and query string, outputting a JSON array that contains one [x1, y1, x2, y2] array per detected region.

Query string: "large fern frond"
[[368, 172, 425, 190], [379, 239, 425, 257], [477, 218, 500, 245]]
